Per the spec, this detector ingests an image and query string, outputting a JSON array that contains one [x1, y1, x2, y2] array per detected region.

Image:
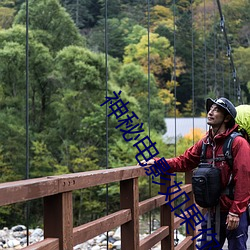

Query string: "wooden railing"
[[0, 165, 196, 250]]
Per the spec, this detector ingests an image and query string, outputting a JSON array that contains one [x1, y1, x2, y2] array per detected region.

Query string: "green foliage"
[[234, 46, 250, 101], [61, 0, 101, 28], [30, 141, 56, 177], [0, 7, 15, 29], [116, 63, 166, 132], [14, 0, 84, 52], [86, 17, 138, 60]]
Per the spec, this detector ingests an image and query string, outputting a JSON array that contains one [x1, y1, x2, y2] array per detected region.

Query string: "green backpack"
[[235, 105, 250, 142]]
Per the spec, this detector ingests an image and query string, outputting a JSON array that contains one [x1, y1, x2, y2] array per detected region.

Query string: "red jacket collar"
[[206, 124, 239, 143]]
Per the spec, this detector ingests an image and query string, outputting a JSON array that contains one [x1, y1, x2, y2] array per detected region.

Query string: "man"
[[141, 97, 250, 249]]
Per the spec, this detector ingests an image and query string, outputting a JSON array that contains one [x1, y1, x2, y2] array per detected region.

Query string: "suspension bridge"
[[0, 0, 249, 249]]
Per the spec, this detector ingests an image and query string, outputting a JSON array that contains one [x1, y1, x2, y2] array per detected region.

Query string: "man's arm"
[[140, 139, 204, 172]]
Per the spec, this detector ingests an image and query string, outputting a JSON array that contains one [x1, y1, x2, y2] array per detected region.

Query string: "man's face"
[[207, 104, 226, 127]]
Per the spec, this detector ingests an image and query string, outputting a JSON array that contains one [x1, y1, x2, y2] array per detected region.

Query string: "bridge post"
[[44, 192, 73, 250], [160, 175, 174, 250], [120, 178, 139, 250]]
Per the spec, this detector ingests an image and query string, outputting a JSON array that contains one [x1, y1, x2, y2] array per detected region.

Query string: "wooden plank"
[[139, 195, 166, 215], [58, 165, 146, 192], [22, 238, 59, 250], [175, 236, 193, 250], [139, 226, 169, 250], [138, 184, 192, 217], [0, 166, 146, 206], [44, 192, 73, 250], [73, 209, 131, 245], [0, 177, 59, 206], [120, 178, 140, 250]]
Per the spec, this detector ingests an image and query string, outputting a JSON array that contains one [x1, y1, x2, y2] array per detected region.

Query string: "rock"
[[87, 238, 94, 245], [7, 239, 20, 247], [0, 230, 7, 238], [107, 231, 114, 237], [113, 240, 121, 249], [92, 245, 101, 250], [20, 237, 27, 245], [100, 240, 108, 246], [11, 226, 26, 232], [73, 243, 87, 249], [113, 227, 120, 240], [12, 231, 25, 238], [95, 234, 106, 243], [108, 236, 116, 243], [30, 228, 43, 238], [14, 245, 23, 249]]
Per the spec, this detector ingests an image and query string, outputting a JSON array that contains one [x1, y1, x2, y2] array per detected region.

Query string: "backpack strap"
[[200, 142, 208, 163], [223, 132, 242, 200], [223, 131, 242, 169]]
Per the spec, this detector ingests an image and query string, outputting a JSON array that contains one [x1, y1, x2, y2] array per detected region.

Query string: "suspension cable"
[[203, 0, 207, 98], [216, 0, 242, 104], [147, 0, 152, 234], [213, 0, 217, 96], [173, 0, 177, 157], [25, 0, 30, 245], [173, 0, 179, 244], [104, 0, 109, 248], [191, 0, 195, 145]]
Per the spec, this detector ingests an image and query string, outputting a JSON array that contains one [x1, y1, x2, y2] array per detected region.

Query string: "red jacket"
[[156, 124, 250, 216]]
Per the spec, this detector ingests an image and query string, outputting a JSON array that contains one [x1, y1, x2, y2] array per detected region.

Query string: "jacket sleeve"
[[155, 139, 203, 172], [230, 136, 250, 215]]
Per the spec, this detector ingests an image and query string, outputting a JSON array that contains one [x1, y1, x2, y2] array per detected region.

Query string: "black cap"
[[206, 97, 237, 119]]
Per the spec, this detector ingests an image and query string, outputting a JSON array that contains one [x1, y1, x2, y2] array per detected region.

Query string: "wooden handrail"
[[0, 165, 196, 250]]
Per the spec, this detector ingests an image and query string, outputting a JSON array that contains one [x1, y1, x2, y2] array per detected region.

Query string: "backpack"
[[192, 132, 241, 208], [235, 105, 250, 142]]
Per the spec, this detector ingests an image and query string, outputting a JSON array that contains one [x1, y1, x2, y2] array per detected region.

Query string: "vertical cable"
[[222, 62, 225, 96], [25, 0, 30, 245], [216, 0, 241, 103], [173, 0, 177, 157], [104, 0, 109, 248], [173, 0, 179, 243], [203, 0, 207, 98], [213, 0, 217, 96], [191, 0, 195, 145], [233, 72, 236, 103], [147, 0, 152, 234], [220, 38, 225, 96]]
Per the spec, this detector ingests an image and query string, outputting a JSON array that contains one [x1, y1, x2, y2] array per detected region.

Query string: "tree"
[[234, 46, 250, 102], [0, 6, 15, 29], [61, 0, 101, 29], [116, 63, 166, 132], [148, 5, 174, 33], [124, 32, 185, 87], [14, 0, 84, 52]]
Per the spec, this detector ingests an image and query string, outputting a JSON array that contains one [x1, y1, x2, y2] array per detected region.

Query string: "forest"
[[0, 0, 249, 227]]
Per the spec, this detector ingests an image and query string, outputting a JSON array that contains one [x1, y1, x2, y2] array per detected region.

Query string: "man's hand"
[[226, 213, 240, 230], [137, 159, 155, 166]]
